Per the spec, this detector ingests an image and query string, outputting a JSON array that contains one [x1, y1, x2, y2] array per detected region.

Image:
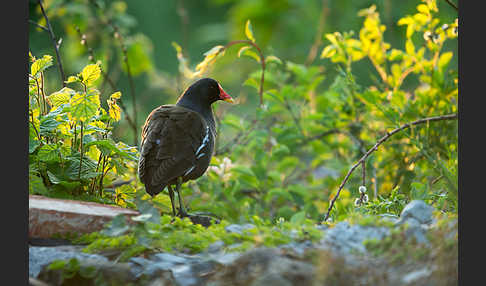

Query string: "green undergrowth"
[[70, 197, 323, 262]]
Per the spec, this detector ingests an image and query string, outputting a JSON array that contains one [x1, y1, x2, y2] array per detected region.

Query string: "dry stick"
[[38, 0, 66, 86], [224, 40, 266, 106], [444, 0, 458, 11], [323, 113, 458, 222]]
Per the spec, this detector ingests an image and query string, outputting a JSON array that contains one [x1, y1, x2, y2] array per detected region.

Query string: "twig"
[[28, 20, 48, 32], [224, 40, 266, 106], [38, 0, 66, 86], [322, 113, 458, 222], [444, 0, 458, 11]]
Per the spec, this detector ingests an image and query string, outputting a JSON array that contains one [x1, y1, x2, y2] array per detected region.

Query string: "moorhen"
[[138, 78, 234, 217]]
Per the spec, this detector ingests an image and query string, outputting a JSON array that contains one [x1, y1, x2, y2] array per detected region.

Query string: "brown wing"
[[138, 105, 208, 194]]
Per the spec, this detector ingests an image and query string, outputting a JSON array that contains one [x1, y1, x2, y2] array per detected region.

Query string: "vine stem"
[[224, 40, 266, 106], [322, 113, 458, 222], [38, 0, 66, 86]]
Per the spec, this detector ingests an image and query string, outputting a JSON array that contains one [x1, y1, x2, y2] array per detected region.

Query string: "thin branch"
[[28, 20, 48, 32], [444, 0, 458, 11], [224, 40, 266, 106], [38, 0, 66, 86], [322, 113, 458, 222]]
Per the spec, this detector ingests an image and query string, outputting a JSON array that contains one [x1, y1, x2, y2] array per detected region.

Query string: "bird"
[[138, 78, 234, 217]]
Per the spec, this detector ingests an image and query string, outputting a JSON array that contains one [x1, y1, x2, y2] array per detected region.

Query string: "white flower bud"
[[363, 194, 369, 203], [354, 198, 361, 207], [359, 186, 367, 194]]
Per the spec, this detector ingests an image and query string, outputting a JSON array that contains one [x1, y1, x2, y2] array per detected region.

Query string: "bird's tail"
[[145, 183, 166, 197]]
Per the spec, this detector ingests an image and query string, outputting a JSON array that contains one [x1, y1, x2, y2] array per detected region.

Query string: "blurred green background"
[[28, 0, 457, 146]]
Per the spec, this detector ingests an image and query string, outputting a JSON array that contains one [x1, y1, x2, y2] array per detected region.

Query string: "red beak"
[[218, 84, 234, 103]]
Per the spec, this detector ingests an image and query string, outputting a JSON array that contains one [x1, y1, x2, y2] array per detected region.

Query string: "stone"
[[398, 200, 434, 225], [224, 223, 255, 234], [29, 246, 108, 278], [29, 195, 139, 239], [319, 222, 390, 255]]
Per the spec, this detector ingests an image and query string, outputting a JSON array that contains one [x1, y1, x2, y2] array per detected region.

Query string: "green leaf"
[[245, 20, 256, 42], [39, 116, 62, 135], [266, 55, 282, 65], [70, 92, 99, 122], [38, 144, 60, 162], [29, 137, 40, 154], [290, 211, 306, 223]]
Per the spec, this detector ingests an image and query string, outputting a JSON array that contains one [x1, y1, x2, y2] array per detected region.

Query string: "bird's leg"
[[167, 185, 177, 217], [175, 177, 188, 217]]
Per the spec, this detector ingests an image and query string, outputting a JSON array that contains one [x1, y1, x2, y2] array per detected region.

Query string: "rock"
[[37, 257, 164, 286], [319, 222, 390, 255], [29, 195, 139, 239], [401, 268, 432, 285], [402, 218, 430, 245], [29, 246, 108, 278], [398, 200, 434, 225], [224, 223, 255, 234], [205, 248, 315, 286]]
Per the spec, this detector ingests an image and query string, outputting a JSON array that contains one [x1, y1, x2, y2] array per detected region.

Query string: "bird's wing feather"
[[138, 105, 207, 188]]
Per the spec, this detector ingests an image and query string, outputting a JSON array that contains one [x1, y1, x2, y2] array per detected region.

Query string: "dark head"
[[176, 78, 234, 110]]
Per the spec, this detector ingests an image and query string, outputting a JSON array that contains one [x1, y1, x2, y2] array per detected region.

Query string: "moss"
[[71, 214, 323, 262]]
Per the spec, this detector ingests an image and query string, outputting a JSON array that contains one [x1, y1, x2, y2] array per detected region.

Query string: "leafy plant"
[[29, 54, 139, 206]]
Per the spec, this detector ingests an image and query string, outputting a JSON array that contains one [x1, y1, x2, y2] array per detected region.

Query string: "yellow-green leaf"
[[70, 92, 99, 122], [405, 39, 415, 55], [48, 87, 75, 108], [31, 55, 53, 77], [237, 46, 251, 58], [320, 45, 336, 59], [65, 76, 80, 84], [110, 91, 122, 100], [416, 4, 429, 14], [108, 101, 121, 122], [438, 52, 453, 70], [266, 55, 282, 64], [245, 20, 256, 42], [81, 63, 101, 86]]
